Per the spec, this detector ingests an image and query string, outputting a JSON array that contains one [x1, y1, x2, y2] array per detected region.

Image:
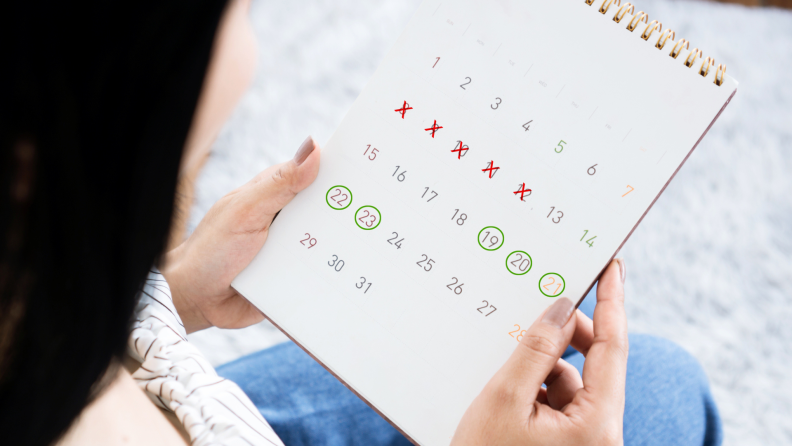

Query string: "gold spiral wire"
[[641, 20, 662, 40], [599, 0, 620, 14], [627, 11, 649, 31], [581, 0, 725, 86], [613, 3, 634, 23], [684, 48, 703, 67], [699, 57, 715, 77], [655, 29, 675, 50], [669, 38, 689, 59], [714, 64, 727, 86]]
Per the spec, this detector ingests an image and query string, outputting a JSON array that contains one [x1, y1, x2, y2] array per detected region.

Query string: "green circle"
[[326, 185, 353, 210], [477, 226, 505, 251], [354, 205, 381, 230], [538, 273, 565, 297], [505, 251, 532, 275]]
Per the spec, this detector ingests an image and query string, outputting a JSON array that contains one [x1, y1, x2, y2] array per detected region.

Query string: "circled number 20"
[[505, 251, 532, 275]]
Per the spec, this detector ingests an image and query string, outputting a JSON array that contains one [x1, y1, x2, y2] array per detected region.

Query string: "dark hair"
[[0, 1, 227, 444]]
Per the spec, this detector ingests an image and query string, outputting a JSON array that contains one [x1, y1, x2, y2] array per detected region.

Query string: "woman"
[[1, 0, 722, 445]]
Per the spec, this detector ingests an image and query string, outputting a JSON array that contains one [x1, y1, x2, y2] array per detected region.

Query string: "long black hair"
[[1, 1, 227, 444]]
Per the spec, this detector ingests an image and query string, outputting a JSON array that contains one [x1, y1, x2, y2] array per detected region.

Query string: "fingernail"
[[541, 298, 575, 329], [615, 258, 627, 284], [293, 136, 315, 165]]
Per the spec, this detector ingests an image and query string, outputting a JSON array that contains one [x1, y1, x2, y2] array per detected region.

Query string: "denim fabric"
[[218, 286, 722, 446]]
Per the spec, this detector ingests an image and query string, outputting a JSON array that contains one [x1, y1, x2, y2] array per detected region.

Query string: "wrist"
[[160, 246, 212, 334]]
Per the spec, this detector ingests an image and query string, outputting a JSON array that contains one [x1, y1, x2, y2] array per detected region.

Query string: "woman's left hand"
[[162, 136, 320, 333]]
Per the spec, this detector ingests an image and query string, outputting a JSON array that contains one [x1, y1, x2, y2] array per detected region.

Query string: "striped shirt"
[[128, 270, 284, 446]]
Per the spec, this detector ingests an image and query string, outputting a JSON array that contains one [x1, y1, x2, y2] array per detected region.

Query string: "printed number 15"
[[363, 144, 378, 160]]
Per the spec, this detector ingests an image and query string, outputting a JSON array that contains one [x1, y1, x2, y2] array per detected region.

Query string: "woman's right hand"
[[451, 259, 628, 446]]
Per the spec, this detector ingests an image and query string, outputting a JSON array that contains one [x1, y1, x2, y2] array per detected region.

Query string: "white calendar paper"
[[233, 0, 737, 444]]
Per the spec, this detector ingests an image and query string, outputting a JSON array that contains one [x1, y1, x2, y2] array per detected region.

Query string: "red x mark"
[[482, 161, 500, 178], [394, 101, 413, 119], [513, 183, 532, 201], [425, 120, 443, 138], [451, 141, 469, 159]]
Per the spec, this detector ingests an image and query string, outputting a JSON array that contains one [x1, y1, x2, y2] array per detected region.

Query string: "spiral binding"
[[626, 11, 648, 31], [585, 0, 726, 86], [684, 48, 702, 67], [640, 20, 661, 40], [599, 0, 619, 14], [669, 39, 689, 59], [613, 3, 634, 23], [699, 57, 714, 77], [655, 29, 675, 50]]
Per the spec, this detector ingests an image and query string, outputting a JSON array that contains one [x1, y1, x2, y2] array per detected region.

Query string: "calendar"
[[233, 0, 737, 444]]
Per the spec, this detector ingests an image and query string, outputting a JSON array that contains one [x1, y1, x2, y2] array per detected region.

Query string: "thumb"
[[490, 298, 577, 407], [236, 136, 321, 221]]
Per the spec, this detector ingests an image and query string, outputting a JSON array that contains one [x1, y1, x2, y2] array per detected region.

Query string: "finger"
[[545, 358, 583, 410], [570, 309, 594, 356], [576, 259, 629, 408], [490, 298, 576, 407], [536, 387, 549, 406], [236, 136, 321, 222]]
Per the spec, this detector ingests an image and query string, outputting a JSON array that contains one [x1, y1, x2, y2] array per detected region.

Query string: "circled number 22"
[[329, 188, 349, 207]]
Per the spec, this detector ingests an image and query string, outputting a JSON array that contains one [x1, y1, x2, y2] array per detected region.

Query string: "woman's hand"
[[162, 137, 320, 333], [451, 259, 628, 446]]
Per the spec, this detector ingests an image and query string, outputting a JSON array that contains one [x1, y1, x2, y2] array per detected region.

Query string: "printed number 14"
[[581, 230, 596, 247]]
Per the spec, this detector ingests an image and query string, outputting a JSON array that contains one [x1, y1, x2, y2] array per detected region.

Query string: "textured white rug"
[[186, 0, 792, 444]]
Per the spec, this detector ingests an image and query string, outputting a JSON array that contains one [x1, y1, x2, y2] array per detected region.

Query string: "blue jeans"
[[218, 285, 722, 446]]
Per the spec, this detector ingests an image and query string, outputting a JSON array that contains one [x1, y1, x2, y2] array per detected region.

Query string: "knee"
[[624, 334, 722, 446], [627, 334, 707, 387]]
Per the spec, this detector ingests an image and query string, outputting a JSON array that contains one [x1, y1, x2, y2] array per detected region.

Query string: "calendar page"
[[233, 0, 737, 444]]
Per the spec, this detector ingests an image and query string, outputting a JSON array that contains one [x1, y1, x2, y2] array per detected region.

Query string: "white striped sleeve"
[[128, 269, 284, 446]]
